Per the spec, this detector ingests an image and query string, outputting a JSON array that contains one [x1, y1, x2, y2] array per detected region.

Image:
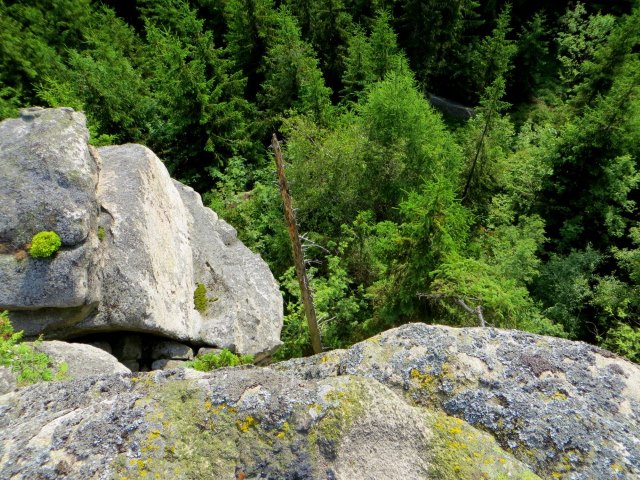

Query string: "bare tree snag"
[[454, 298, 486, 328], [419, 293, 487, 328], [272, 133, 322, 354]]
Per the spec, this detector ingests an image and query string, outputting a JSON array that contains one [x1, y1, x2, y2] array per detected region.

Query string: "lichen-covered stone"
[[4, 324, 634, 478], [0, 365, 538, 479], [276, 324, 640, 479], [0, 107, 100, 312]]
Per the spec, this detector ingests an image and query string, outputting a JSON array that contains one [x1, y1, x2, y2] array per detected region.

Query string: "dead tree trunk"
[[454, 298, 486, 328], [272, 133, 322, 354], [420, 293, 487, 328]]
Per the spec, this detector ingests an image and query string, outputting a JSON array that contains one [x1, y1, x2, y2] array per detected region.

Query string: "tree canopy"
[[1, 0, 639, 362]]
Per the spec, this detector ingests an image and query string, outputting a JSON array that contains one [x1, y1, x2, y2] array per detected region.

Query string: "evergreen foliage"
[[1, 0, 639, 362], [184, 349, 254, 371], [0, 311, 67, 384]]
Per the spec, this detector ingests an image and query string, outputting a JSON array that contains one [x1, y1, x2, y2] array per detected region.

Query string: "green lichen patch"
[[408, 362, 459, 407], [427, 411, 541, 479], [97, 226, 106, 241], [112, 381, 240, 479], [308, 377, 367, 461], [112, 380, 310, 479]]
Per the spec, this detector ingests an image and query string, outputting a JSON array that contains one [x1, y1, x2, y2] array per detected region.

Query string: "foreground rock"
[[1, 324, 638, 479], [0, 108, 282, 358], [0, 365, 537, 480], [277, 323, 640, 478]]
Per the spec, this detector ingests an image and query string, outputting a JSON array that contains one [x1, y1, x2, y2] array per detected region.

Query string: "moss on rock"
[[193, 283, 208, 313], [112, 379, 308, 479], [28, 231, 61, 258]]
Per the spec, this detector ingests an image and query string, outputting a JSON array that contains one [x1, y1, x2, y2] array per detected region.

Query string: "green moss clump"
[[0, 310, 67, 385], [97, 226, 106, 241], [193, 283, 208, 313], [29, 231, 62, 258], [183, 349, 253, 372]]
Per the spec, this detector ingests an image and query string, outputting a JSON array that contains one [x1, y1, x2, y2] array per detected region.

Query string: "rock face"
[[0, 108, 282, 357], [175, 180, 283, 354], [0, 108, 100, 318], [1, 323, 638, 479]]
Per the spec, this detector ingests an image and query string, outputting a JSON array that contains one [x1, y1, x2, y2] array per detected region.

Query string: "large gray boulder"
[[0, 361, 538, 480], [0, 108, 282, 356], [81, 144, 197, 340], [0, 324, 637, 479]]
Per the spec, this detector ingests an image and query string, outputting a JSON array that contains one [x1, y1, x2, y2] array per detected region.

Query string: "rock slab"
[[0, 108, 100, 312], [1, 323, 638, 479], [277, 323, 640, 479], [0, 361, 537, 480]]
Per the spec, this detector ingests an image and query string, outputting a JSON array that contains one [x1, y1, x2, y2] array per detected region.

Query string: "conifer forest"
[[2, 0, 639, 361]]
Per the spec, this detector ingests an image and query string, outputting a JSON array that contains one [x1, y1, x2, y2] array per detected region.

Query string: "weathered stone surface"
[[151, 341, 193, 360], [0, 109, 283, 356], [34, 341, 130, 378], [2, 324, 636, 479], [83, 144, 196, 340], [174, 181, 283, 356], [0, 107, 100, 315], [150, 359, 185, 370], [275, 324, 640, 479], [0, 367, 16, 396], [0, 363, 537, 479]]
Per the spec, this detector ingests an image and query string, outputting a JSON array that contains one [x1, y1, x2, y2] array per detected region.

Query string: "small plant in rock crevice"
[[193, 283, 208, 313], [183, 349, 253, 372]]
